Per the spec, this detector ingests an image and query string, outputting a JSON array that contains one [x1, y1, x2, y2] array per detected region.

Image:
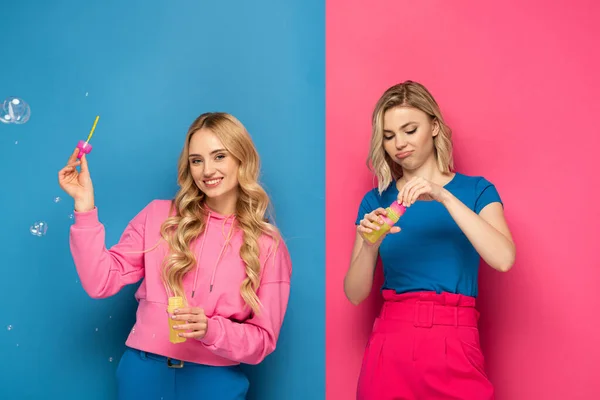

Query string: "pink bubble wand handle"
[[76, 115, 99, 159]]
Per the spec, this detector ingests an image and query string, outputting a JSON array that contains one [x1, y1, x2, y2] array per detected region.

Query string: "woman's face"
[[382, 106, 438, 172], [188, 128, 240, 209]]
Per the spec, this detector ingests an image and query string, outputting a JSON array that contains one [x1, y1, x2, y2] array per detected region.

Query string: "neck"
[[205, 192, 238, 216], [400, 154, 441, 183]]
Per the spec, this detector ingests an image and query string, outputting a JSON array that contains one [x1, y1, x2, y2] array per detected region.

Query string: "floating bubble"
[[30, 221, 48, 237], [0, 97, 31, 124], [95, 328, 99, 332], [109, 357, 113, 362], [85, 92, 89, 97], [69, 214, 74, 220], [54, 197, 61, 203], [15, 141, 18, 145], [7, 325, 13, 331]]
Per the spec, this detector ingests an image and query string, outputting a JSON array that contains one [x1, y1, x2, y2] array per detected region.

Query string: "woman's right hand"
[[58, 148, 95, 212], [357, 207, 401, 245]]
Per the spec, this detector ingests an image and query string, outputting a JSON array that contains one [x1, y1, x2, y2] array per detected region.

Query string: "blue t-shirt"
[[355, 172, 503, 297]]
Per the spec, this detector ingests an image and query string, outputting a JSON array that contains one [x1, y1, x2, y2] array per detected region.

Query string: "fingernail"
[[173, 325, 178, 329]]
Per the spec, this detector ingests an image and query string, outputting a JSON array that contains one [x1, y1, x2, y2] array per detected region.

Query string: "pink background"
[[326, 1, 600, 399]]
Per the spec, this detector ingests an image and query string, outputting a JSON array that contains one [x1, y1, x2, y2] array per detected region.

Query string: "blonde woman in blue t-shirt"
[[344, 80, 516, 400]]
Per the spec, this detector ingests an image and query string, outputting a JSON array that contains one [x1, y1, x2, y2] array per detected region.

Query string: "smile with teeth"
[[204, 178, 223, 187]]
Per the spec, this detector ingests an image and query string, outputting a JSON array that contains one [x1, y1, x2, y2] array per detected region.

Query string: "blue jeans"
[[116, 347, 249, 400]]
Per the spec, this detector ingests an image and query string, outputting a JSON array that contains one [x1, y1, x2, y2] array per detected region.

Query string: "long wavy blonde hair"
[[160, 112, 279, 314], [369, 80, 454, 194]]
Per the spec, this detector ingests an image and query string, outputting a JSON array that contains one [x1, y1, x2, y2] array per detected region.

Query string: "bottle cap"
[[168, 296, 184, 307], [390, 200, 407, 216]]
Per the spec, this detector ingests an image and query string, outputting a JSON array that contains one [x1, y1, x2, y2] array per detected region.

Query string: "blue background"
[[0, 1, 324, 399]]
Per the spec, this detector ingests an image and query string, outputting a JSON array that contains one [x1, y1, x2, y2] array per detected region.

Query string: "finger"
[[389, 226, 401, 234], [67, 148, 79, 164], [357, 225, 373, 234], [173, 307, 203, 315], [412, 187, 429, 204], [361, 219, 381, 231], [405, 181, 425, 205], [58, 166, 76, 180], [173, 322, 207, 331], [67, 160, 81, 168], [171, 313, 198, 322], [365, 213, 383, 225], [178, 329, 207, 339], [398, 180, 416, 205], [367, 209, 387, 224], [79, 153, 89, 175]]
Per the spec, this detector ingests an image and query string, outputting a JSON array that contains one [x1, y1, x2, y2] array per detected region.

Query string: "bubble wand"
[[77, 115, 99, 159]]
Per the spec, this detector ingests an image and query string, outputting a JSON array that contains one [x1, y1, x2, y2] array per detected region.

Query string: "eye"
[[383, 134, 394, 140], [215, 153, 226, 160], [406, 128, 417, 134], [191, 159, 203, 164]]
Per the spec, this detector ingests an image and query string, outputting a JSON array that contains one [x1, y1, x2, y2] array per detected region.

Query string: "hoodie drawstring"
[[191, 212, 236, 298]]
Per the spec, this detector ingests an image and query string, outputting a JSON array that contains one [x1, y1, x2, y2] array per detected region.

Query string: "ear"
[[431, 118, 440, 137]]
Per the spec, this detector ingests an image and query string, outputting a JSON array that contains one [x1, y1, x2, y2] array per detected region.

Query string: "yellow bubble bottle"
[[168, 296, 187, 344], [362, 200, 407, 244]]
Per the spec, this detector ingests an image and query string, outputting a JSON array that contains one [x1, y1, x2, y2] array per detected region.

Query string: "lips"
[[395, 151, 413, 159], [203, 178, 223, 188]]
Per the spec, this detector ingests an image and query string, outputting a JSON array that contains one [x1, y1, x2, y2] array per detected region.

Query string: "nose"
[[203, 160, 216, 176], [394, 134, 407, 149]]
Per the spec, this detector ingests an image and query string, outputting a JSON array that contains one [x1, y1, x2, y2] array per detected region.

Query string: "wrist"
[[439, 189, 454, 207], [360, 236, 381, 252], [74, 200, 95, 213]]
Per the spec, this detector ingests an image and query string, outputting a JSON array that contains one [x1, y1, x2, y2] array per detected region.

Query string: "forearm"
[[442, 191, 515, 272], [198, 281, 290, 365], [344, 237, 380, 305], [70, 207, 146, 298]]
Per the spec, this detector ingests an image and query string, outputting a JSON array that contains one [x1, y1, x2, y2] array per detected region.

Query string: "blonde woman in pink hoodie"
[[58, 112, 292, 400]]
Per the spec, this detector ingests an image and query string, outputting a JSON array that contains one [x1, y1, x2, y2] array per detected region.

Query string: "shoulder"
[[452, 173, 498, 194], [452, 173, 503, 212], [130, 199, 174, 224], [143, 199, 174, 214], [358, 185, 394, 210], [258, 232, 292, 282]]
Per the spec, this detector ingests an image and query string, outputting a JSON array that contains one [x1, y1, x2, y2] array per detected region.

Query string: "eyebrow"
[[188, 148, 227, 158], [383, 121, 417, 133]]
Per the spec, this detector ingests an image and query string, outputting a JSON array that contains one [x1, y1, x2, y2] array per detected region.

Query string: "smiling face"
[[188, 128, 240, 212], [382, 106, 439, 173]]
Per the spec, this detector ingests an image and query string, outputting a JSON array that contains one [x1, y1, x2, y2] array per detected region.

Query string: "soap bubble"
[[54, 197, 61, 203], [68, 214, 74, 220], [30, 221, 48, 237], [109, 357, 113, 362], [7, 325, 13, 331], [0, 97, 31, 124], [95, 328, 99, 332]]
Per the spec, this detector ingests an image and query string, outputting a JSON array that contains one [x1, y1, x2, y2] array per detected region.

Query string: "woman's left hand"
[[172, 307, 208, 339], [397, 176, 449, 206]]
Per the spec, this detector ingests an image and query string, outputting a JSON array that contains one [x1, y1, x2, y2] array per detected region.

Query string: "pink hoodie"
[[69, 199, 292, 366]]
